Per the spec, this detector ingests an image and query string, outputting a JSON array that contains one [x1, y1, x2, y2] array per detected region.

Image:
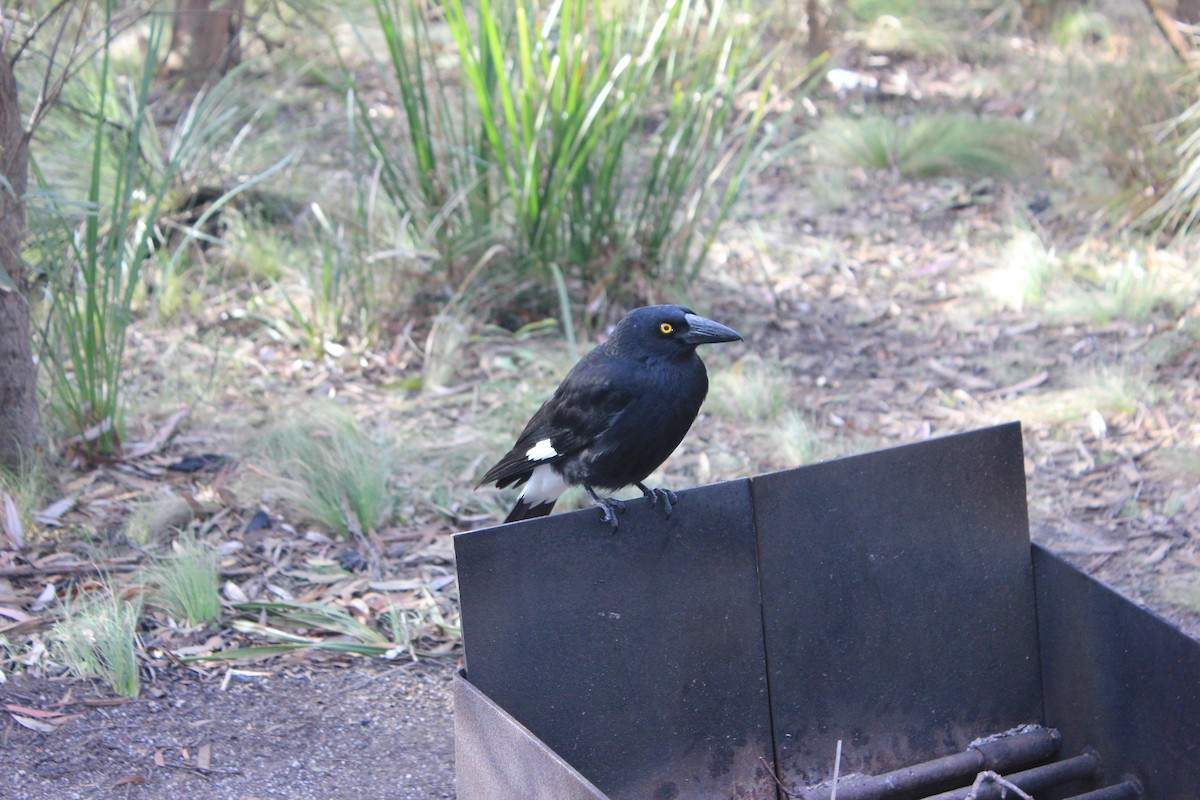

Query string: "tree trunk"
[[166, 0, 245, 92], [0, 51, 45, 470], [805, 0, 829, 58], [1140, 0, 1200, 63]]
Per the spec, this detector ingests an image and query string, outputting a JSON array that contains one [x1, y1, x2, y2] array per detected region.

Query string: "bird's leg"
[[585, 485, 624, 531], [635, 482, 678, 518]]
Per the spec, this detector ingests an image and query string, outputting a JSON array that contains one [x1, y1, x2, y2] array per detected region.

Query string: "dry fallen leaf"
[[368, 579, 424, 592], [0, 606, 31, 623], [223, 579, 249, 602], [1, 493, 23, 548], [4, 704, 61, 719], [10, 713, 56, 734], [29, 583, 56, 612], [82, 697, 132, 708], [33, 496, 76, 527]]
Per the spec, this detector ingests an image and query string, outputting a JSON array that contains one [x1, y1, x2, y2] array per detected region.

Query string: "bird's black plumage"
[[477, 305, 742, 528]]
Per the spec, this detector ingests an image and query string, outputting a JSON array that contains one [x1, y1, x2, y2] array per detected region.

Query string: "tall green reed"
[[350, 0, 784, 318], [30, 7, 292, 456], [31, 8, 174, 457]]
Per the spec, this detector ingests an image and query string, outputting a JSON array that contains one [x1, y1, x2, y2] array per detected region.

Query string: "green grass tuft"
[[808, 113, 1032, 180], [995, 365, 1152, 427], [148, 535, 222, 627], [0, 457, 51, 546], [259, 409, 396, 537], [778, 411, 827, 466], [708, 356, 790, 424], [979, 228, 1059, 312], [49, 584, 143, 698], [1143, 95, 1200, 238]]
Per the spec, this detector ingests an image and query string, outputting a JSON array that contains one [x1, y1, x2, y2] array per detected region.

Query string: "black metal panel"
[[1034, 544, 1200, 800], [752, 423, 1044, 787], [454, 479, 776, 800]]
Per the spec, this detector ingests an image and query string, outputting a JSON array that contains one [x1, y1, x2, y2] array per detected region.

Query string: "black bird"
[[477, 305, 742, 528]]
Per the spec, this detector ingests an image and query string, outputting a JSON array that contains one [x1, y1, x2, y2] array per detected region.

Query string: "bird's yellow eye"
[[659, 322, 674, 335]]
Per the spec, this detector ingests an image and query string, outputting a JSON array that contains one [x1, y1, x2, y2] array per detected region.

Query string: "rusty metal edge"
[[454, 668, 612, 800]]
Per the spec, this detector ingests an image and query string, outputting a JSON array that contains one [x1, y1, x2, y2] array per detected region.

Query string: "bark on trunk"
[[1140, 0, 1200, 63], [805, 0, 828, 58], [166, 0, 245, 92], [0, 51, 44, 469]]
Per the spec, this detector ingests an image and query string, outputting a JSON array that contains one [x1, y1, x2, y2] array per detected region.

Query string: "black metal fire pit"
[[452, 423, 1200, 800]]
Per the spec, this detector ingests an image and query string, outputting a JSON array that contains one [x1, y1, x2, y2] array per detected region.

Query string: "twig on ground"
[[159, 761, 243, 779], [0, 559, 142, 578]]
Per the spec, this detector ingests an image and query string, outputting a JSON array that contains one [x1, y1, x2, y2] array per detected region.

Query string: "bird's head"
[[609, 305, 742, 358]]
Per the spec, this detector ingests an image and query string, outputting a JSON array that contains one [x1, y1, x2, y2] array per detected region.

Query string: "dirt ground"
[[0, 662, 456, 800]]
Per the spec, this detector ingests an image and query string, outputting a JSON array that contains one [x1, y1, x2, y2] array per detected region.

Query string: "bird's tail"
[[504, 497, 556, 524]]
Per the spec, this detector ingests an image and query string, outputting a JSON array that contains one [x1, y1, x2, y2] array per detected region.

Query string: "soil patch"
[[1, 663, 455, 800]]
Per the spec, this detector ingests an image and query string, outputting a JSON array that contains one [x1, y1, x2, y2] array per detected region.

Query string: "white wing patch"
[[520, 464, 568, 506], [525, 438, 558, 462]]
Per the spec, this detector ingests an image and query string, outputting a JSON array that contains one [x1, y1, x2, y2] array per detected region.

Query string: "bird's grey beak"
[[682, 313, 742, 345]]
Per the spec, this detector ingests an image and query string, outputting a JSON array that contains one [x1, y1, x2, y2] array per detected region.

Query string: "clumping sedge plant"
[[1143, 93, 1200, 237], [148, 534, 222, 627], [259, 410, 396, 538], [49, 583, 143, 697], [807, 113, 1031, 180]]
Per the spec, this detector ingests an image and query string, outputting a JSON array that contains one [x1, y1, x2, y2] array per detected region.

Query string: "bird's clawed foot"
[[596, 498, 625, 530], [586, 486, 625, 531], [636, 482, 677, 518]]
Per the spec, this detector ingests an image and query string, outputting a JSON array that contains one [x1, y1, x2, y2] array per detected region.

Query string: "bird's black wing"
[[477, 355, 635, 490]]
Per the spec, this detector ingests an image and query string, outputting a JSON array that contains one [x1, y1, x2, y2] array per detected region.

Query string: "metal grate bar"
[[800, 727, 1061, 800], [920, 750, 1101, 800], [1064, 780, 1144, 800]]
